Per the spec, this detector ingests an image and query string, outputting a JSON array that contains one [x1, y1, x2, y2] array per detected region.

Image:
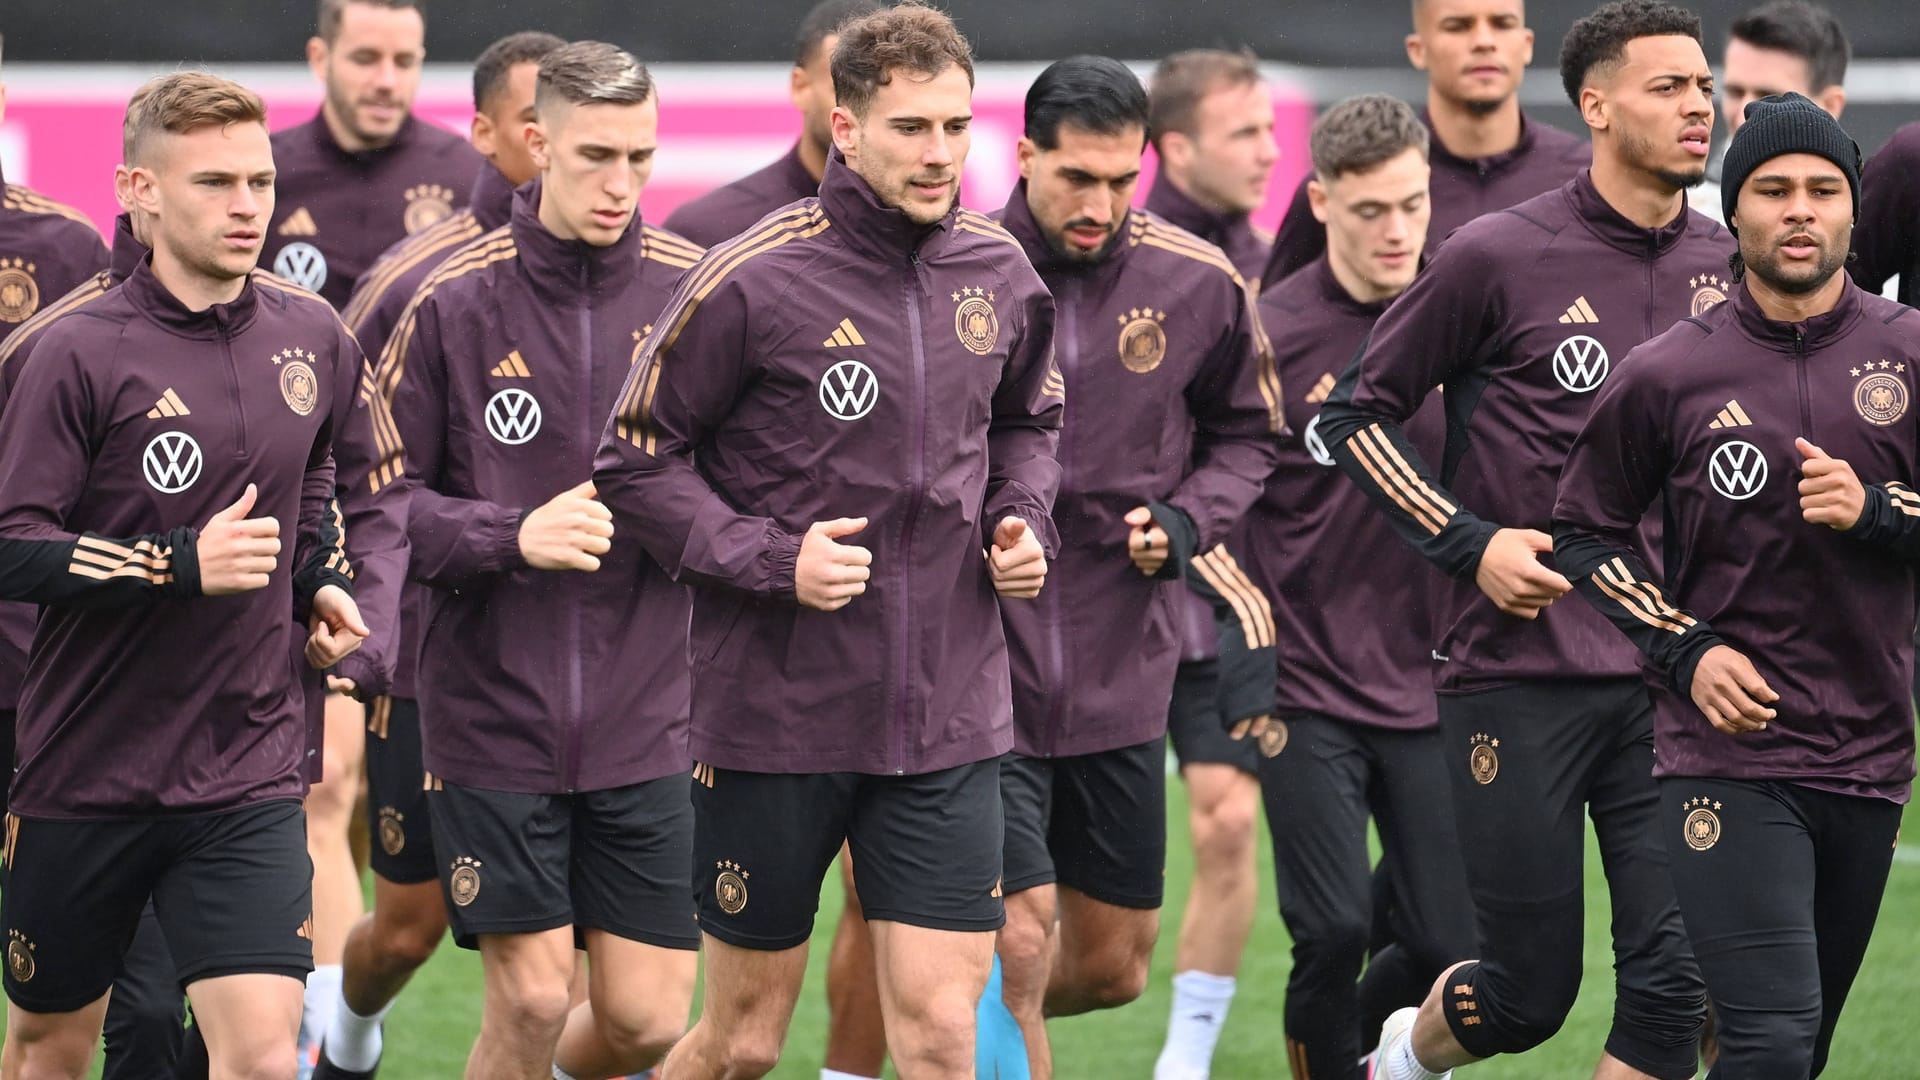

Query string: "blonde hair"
[[123, 72, 268, 164]]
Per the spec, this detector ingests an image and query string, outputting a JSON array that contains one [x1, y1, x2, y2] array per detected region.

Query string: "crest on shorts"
[[6, 930, 34, 984], [1682, 796, 1722, 851], [1468, 732, 1500, 785], [1851, 361, 1909, 426], [0, 258, 41, 324], [1116, 308, 1168, 374], [449, 856, 483, 906], [1689, 273, 1730, 317], [272, 348, 320, 416], [952, 286, 999, 356], [378, 807, 406, 856], [403, 184, 456, 234], [1257, 719, 1290, 758], [715, 859, 750, 915]]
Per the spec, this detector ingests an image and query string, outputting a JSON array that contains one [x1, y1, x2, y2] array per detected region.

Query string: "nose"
[[1382, 209, 1410, 244], [605, 163, 634, 200], [1256, 126, 1278, 168], [372, 58, 400, 91], [1684, 82, 1712, 121], [923, 129, 955, 170], [1470, 18, 1497, 50]]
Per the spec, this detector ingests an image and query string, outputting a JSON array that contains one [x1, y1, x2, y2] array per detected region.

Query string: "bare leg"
[[1046, 885, 1158, 1017], [553, 929, 697, 1079], [465, 928, 574, 1080], [823, 849, 887, 1077], [1, 992, 111, 1080], [869, 920, 993, 1080], [656, 934, 808, 1080], [187, 972, 305, 1080], [995, 883, 1058, 1080]]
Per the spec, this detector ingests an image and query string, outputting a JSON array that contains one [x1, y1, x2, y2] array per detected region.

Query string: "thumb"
[[208, 483, 258, 526], [1123, 506, 1152, 527], [1795, 437, 1830, 462], [568, 480, 598, 499], [341, 601, 371, 638], [818, 516, 869, 541], [1517, 528, 1555, 554], [996, 517, 1029, 548]]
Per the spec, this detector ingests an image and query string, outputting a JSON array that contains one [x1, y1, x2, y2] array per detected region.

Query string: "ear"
[[1160, 131, 1193, 173], [126, 165, 162, 217], [470, 111, 495, 159], [1307, 178, 1331, 224], [112, 164, 135, 212], [1406, 32, 1426, 71], [1819, 85, 1846, 120], [0, 84, 8, 128], [789, 64, 809, 113], [306, 36, 328, 82], [1520, 28, 1535, 67], [1580, 84, 1609, 133], [830, 104, 858, 157], [525, 121, 549, 171]]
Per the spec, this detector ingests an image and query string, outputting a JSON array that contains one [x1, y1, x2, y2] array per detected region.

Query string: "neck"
[[1327, 250, 1401, 305], [798, 135, 829, 183], [1166, 173, 1234, 218], [1746, 267, 1846, 324], [320, 100, 390, 154], [1588, 150, 1686, 230], [1426, 91, 1523, 159], [150, 246, 245, 311], [535, 186, 579, 243]]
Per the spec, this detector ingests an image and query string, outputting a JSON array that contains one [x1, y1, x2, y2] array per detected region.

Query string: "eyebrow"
[[1752, 172, 1845, 185]]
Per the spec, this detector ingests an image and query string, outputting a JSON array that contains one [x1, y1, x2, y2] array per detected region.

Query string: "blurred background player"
[[664, 0, 880, 249], [994, 55, 1280, 1080], [314, 28, 567, 1080], [0, 39, 110, 345], [1263, 0, 1589, 286]]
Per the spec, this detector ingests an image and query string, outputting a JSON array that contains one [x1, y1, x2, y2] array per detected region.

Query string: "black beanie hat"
[[1720, 92, 1861, 231]]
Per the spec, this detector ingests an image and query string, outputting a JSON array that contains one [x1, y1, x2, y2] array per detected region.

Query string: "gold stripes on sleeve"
[[342, 213, 484, 332], [374, 230, 519, 404], [1041, 360, 1066, 402], [1132, 217, 1282, 431], [3, 813, 16, 869], [1591, 557, 1696, 635], [321, 497, 354, 579], [360, 364, 408, 493], [0, 274, 113, 368], [1191, 543, 1275, 650], [68, 535, 172, 585], [642, 226, 706, 270], [2, 185, 96, 227], [1888, 482, 1920, 518], [1344, 423, 1458, 535], [954, 210, 1022, 249], [611, 206, 831, 454], [367, 695, 393, 738]]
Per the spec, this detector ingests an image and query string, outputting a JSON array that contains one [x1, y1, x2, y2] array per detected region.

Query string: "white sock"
[[302, 964, 342, 1040], [551, 1067, 579, 1080], [821, 1071, 879, 1080], [322, 992, 393, 1073], [1154, 970, 1237, 1076], [1384, 1034, 1443, 1080]]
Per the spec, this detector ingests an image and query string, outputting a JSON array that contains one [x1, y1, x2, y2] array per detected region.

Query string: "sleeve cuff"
[[764, 526, 803, 598], [1147, 501, 1199, 580]]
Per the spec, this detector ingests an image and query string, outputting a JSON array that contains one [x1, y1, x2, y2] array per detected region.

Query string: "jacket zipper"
[[1794, 327, 1812, 437], [564, 265, 590, 791], [894, 251, 930, 775], [1040, 278, 1077, 757], [215, 308, 248, 458]]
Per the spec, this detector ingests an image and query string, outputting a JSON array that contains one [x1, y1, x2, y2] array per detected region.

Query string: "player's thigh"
[[1370, 724, 1475, 966], [1257, 715, 1374, 940], [2, 815, 157, 1016], [311, 691, 367, 809], [848, 760, 1005, 935], [150, 801, 314, 992], [183, 971, 303, 1070], [365, 697, 438, 887], [1167, 659, 1261, 780], [581, 926, 697, 1036], [427, 783, 572, 950], [571, 777, 700, 953], [1049, 738, 1167, 910], [690, 766, 853, 951], [999, 751, 1056, 897], [1806, 788, 1902, 1072], [868, 918, 994, 1029]]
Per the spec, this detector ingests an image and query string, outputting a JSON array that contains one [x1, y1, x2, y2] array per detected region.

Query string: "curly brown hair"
[[830, 2, 975, 119]]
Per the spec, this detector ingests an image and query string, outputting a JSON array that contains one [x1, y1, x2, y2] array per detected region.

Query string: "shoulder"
[[250, 270, 357, 344], [1683, 208, 1732, 249], [345, 211, 489, 326], [640, 223, 705, 272], [1527, 117, 1593, 159], [1440, 188, 1571, 266], [1125, 210, 1248, 290], [685, 200, 832, 292], [8, 284, 135, 373], [1860, 289, 1920, 342], [1619, 308, 1717, 386], [1876, 121, 1920, 165], [268, 119, 315, 158], [414, 225, 518, 303], [2, 184, 100, 232], [1256, 262, 1321, 317], [0, 271, 118, 368]]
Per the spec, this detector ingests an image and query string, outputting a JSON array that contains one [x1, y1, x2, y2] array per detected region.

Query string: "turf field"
[[26, 784, 1920, 1077]]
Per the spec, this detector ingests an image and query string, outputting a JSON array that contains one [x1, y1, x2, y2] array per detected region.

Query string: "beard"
[[1619, 129, 1708, 190], [1043, 218, 1115, 264], [1741, 233, 1847, 295], [1461, 94, 1506, 117], [326, 72, 403, 149]]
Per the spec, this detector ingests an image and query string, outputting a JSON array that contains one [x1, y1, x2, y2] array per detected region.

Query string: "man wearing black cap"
[[1557, 93, 1918, 1077]]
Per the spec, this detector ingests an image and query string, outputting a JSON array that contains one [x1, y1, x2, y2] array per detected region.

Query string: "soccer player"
[[664, 0, 880, 248], [1230, 94, 1474, 1080], [1262, 0, 1590, 287], [595, 5, 1061, 1076], [0, 71, 404, 1080], [0, 51, 110, 342], [1556, 93, 1915, 1078], [312, 28, 566, 1080], [1317, 3, 1733, 1077], [1848, 126, 1920, 304], [1144, 49, 1275, 285], [382, 42, 703, 1079], [992, 56, 1279, 1080]]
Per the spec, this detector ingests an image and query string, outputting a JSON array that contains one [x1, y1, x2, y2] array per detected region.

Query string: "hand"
[[197, 484, 280, 595], [306, 584, 370, 670], [1796, 437, 1865, 530], [518, 481, 614, 572], [795, 517, 872, 611], [1474, 528, 1572, 619], [326, 675, 360, 698], [1123, 506, 1169, 577], [989, 517, 1047, 598], [1689, 644, 1778, 735], [1228, 714, 1278, 742]]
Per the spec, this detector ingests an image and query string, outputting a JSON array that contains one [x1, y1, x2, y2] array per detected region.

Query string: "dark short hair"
[[1729, 0, 1849, 91], [793, 0, 884, 69], [1311, 94, 1430, 181], [1147, 48, 1262, 152], [535, 40, 654, 116], [472, 31, 566, 113], [831, 2, 976, 119], [317, 0, 421, 45], [1559, 0, 1703, 107], [1024, 56, 1149, 151]]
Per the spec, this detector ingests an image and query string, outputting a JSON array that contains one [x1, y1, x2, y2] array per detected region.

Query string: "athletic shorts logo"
[[275, 348, 319, 416], [0, 258, 41, 324], [1468, 732, 1499, 785], [378, 807, 405, 856], [484, 388, 543, 445], [403, 184, 456, 234], [449, 856, 483, 906], [142, 431, 203, 494], [1303, 414, 1334, 468], [1551, 335, 1610, 393], [953, 286, 999, 355], [819, 359, 879, 421], [1116, 308, 1168, 374], [1257, 719, 1290, 758], [1689, 274, 1730, 316], [6, 931, 33, 984], [1708, 440, 1768, 501], [1855, 370, 1909, 426], [272, 242, 328, 293], [715, 859, 750, 915], [1683, 796, 1721, 851]]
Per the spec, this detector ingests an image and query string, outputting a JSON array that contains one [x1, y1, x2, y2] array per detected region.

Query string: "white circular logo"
[[818, 359, 879, 421], [1303, 414, 1334, 468], [272, 242, 329, 293], [1552, 335, 1611, 393], [142, 431, 203, 493], [484, 388, 543, 445], [1708, 440, 1769, 501]]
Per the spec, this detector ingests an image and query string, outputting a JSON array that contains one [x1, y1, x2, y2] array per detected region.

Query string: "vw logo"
[[1303, 414, 1334, 468], [142, 431, 203, 494], [1552, 335, 1610, 393], [484, 388, 543, 445], [819, 359, 879, 421], [272, 242, 329, 293], [1708, 440, 1769, 501]]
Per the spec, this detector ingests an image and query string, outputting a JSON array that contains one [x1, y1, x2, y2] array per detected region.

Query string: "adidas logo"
[[145, 388, 191, 419], [823, 318, 867, 348], [295, 915, 313, 940], [489, 351, 532, 378], [1557, 296, 1600, 324], [1708, 399, 1754, 429], [1306, 372, 1336, 405], [278, 208, 318, 237]]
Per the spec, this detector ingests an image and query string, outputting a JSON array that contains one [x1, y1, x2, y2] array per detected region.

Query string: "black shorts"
[[364, 697, 435, 885], [689, 759, 1004, 951], [2, 800, 312, 1014], [1001, 737, 1167, 909], [1166, 659, 1259, 774], [428, 777, 699, 952]]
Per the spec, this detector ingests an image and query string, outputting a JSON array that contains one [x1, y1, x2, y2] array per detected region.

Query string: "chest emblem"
[[819, 359, 879, 422], [1707, 399, 1753, 429], [1690, 274, 1730, 316], [1117, 308, 1168, 374], [952, 286, 999, 356], [404, 185, 456, 234], [142, 431, 203, 494], [484, 388, 542, 445], [823, 318, 866, 349], [273, 243, 328, 293], [0, 259, 40, 324], [1557, 295, 1599, 325], [273, 348, 319, 417], [1551, 335, 1610, 393], [1708, 440, 1768, 501], [1851, 361, 1909, 426]]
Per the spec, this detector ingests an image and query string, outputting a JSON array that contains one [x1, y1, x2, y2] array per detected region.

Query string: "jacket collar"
[[817, 150, 951, 263], [1311, 254, 1395, 319], [509, 180, 644, 305], [1726, 274, 1864, 354], [468, 162, 518, 233], [109, 214, 148, 285], [305, 110, 419, 166], [123, 257, 259, 339], [1566, 169, 1693, 257], [1424, 107, 1541, 177], [1143, 174, 1247, 252], [997, 179, 1130, 277]]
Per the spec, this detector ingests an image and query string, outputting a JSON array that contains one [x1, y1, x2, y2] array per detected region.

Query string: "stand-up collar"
[[817, 150, 951, 262], [1311, 254, 1395, 319], [109, 214, 148, 284], [306, 110, 420, 167], [468, 162, 518, 232], [509, 180, 643, 306], [1144, 174, 1247, 252], [998, 180, 1129, 276], [1425, 107, 1541, 177], [1727, 274, 1864, 354], [1566, 169, 1693, 257], [123, 257, 259, 339]]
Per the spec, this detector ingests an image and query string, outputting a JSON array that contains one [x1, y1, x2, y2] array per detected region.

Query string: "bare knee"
[[1188, 777, 1259, 864], [221, 1044, 300, 1080], [595, 1002, 685, 1065], [995, 891, 1056, 1006], [887, 986, 979, 1075], [371, 903, 443, 970], [486, 970, 574, 1042], [1075, 945, 1151, 1009]]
